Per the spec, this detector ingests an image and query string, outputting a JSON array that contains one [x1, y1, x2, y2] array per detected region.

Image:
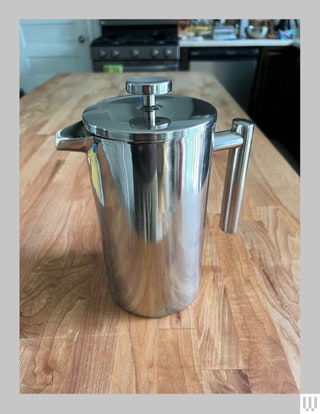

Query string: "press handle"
[[126, 76, 172, 107], [213, 118, 254, 234]]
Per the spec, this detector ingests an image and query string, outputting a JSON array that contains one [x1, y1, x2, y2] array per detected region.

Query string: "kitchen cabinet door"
[[249, 46, 300, 168], [20, 19, 100, 93]]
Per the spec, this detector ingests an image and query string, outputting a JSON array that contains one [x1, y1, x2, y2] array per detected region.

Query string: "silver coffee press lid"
[[82, 76, 217, 142]]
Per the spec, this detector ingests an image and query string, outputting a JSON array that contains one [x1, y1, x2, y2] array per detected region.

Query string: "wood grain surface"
[[20, 72, 300, 394]]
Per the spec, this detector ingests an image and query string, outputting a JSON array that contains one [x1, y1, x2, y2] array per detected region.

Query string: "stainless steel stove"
[[91, 20, 180, 72]]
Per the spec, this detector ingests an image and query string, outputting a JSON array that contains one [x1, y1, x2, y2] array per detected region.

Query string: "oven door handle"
[[122, 63, 179, 71]]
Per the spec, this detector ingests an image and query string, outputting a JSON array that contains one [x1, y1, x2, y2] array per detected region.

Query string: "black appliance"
[[187, 47, 260, 112], [91, 20, 180, 72]]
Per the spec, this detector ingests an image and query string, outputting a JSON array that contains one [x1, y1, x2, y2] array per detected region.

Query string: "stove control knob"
[[111, 49, 120, 59], [132, 49, 140, 58], [164, 48, 173, 58], [99, 49, 107, 59], [151, 48, 160, 58]]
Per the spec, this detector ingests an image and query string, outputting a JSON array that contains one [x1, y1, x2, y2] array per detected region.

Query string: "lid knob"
[[126, 76, 172, 108]]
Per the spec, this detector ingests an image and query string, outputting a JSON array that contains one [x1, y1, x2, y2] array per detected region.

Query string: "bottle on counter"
[[239, 19, 249, 39]]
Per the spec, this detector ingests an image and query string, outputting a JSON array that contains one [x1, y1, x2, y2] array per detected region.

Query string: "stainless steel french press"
[[56, 76, 254, 317]]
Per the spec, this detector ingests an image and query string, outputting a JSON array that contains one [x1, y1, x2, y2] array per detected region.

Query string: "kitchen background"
[[19, 19, 300, 173]]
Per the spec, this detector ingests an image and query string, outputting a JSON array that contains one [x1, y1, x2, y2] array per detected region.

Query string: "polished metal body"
[[56, 76, 254, 317]]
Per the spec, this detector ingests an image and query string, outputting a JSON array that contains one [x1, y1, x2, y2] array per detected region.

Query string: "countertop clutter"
[[20, 72, 300, 393], [178, 19, 300, 48]]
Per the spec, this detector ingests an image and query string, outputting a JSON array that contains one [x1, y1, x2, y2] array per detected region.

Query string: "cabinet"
[[20, 19, 100, 93], [249, 46, 300, 169]]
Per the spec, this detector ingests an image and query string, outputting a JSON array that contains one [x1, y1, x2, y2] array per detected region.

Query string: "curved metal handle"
[[213, 118, 254, 234]]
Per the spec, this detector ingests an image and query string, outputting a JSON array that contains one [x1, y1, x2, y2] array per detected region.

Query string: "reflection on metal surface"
[[95, 130, 212, 317], [56, 125, 212, 317], [87, 143, 104, 205]]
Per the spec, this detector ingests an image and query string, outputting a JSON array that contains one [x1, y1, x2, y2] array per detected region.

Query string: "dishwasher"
[[188, 47, 260, 112]]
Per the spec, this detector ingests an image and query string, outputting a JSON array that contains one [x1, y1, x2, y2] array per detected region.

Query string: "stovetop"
[[92, 34, 178, 47], [92, 20, 179, 47], [90, 20, 180, 68]]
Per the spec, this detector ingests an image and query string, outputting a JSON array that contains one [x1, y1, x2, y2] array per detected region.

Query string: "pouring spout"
[[56, 121, 95, 152]]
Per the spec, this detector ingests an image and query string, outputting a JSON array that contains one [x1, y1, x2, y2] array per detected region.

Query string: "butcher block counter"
[[20, 71, 300, 394]]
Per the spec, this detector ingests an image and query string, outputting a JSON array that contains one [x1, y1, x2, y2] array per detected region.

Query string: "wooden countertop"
[[20, 71, 300, 394]]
